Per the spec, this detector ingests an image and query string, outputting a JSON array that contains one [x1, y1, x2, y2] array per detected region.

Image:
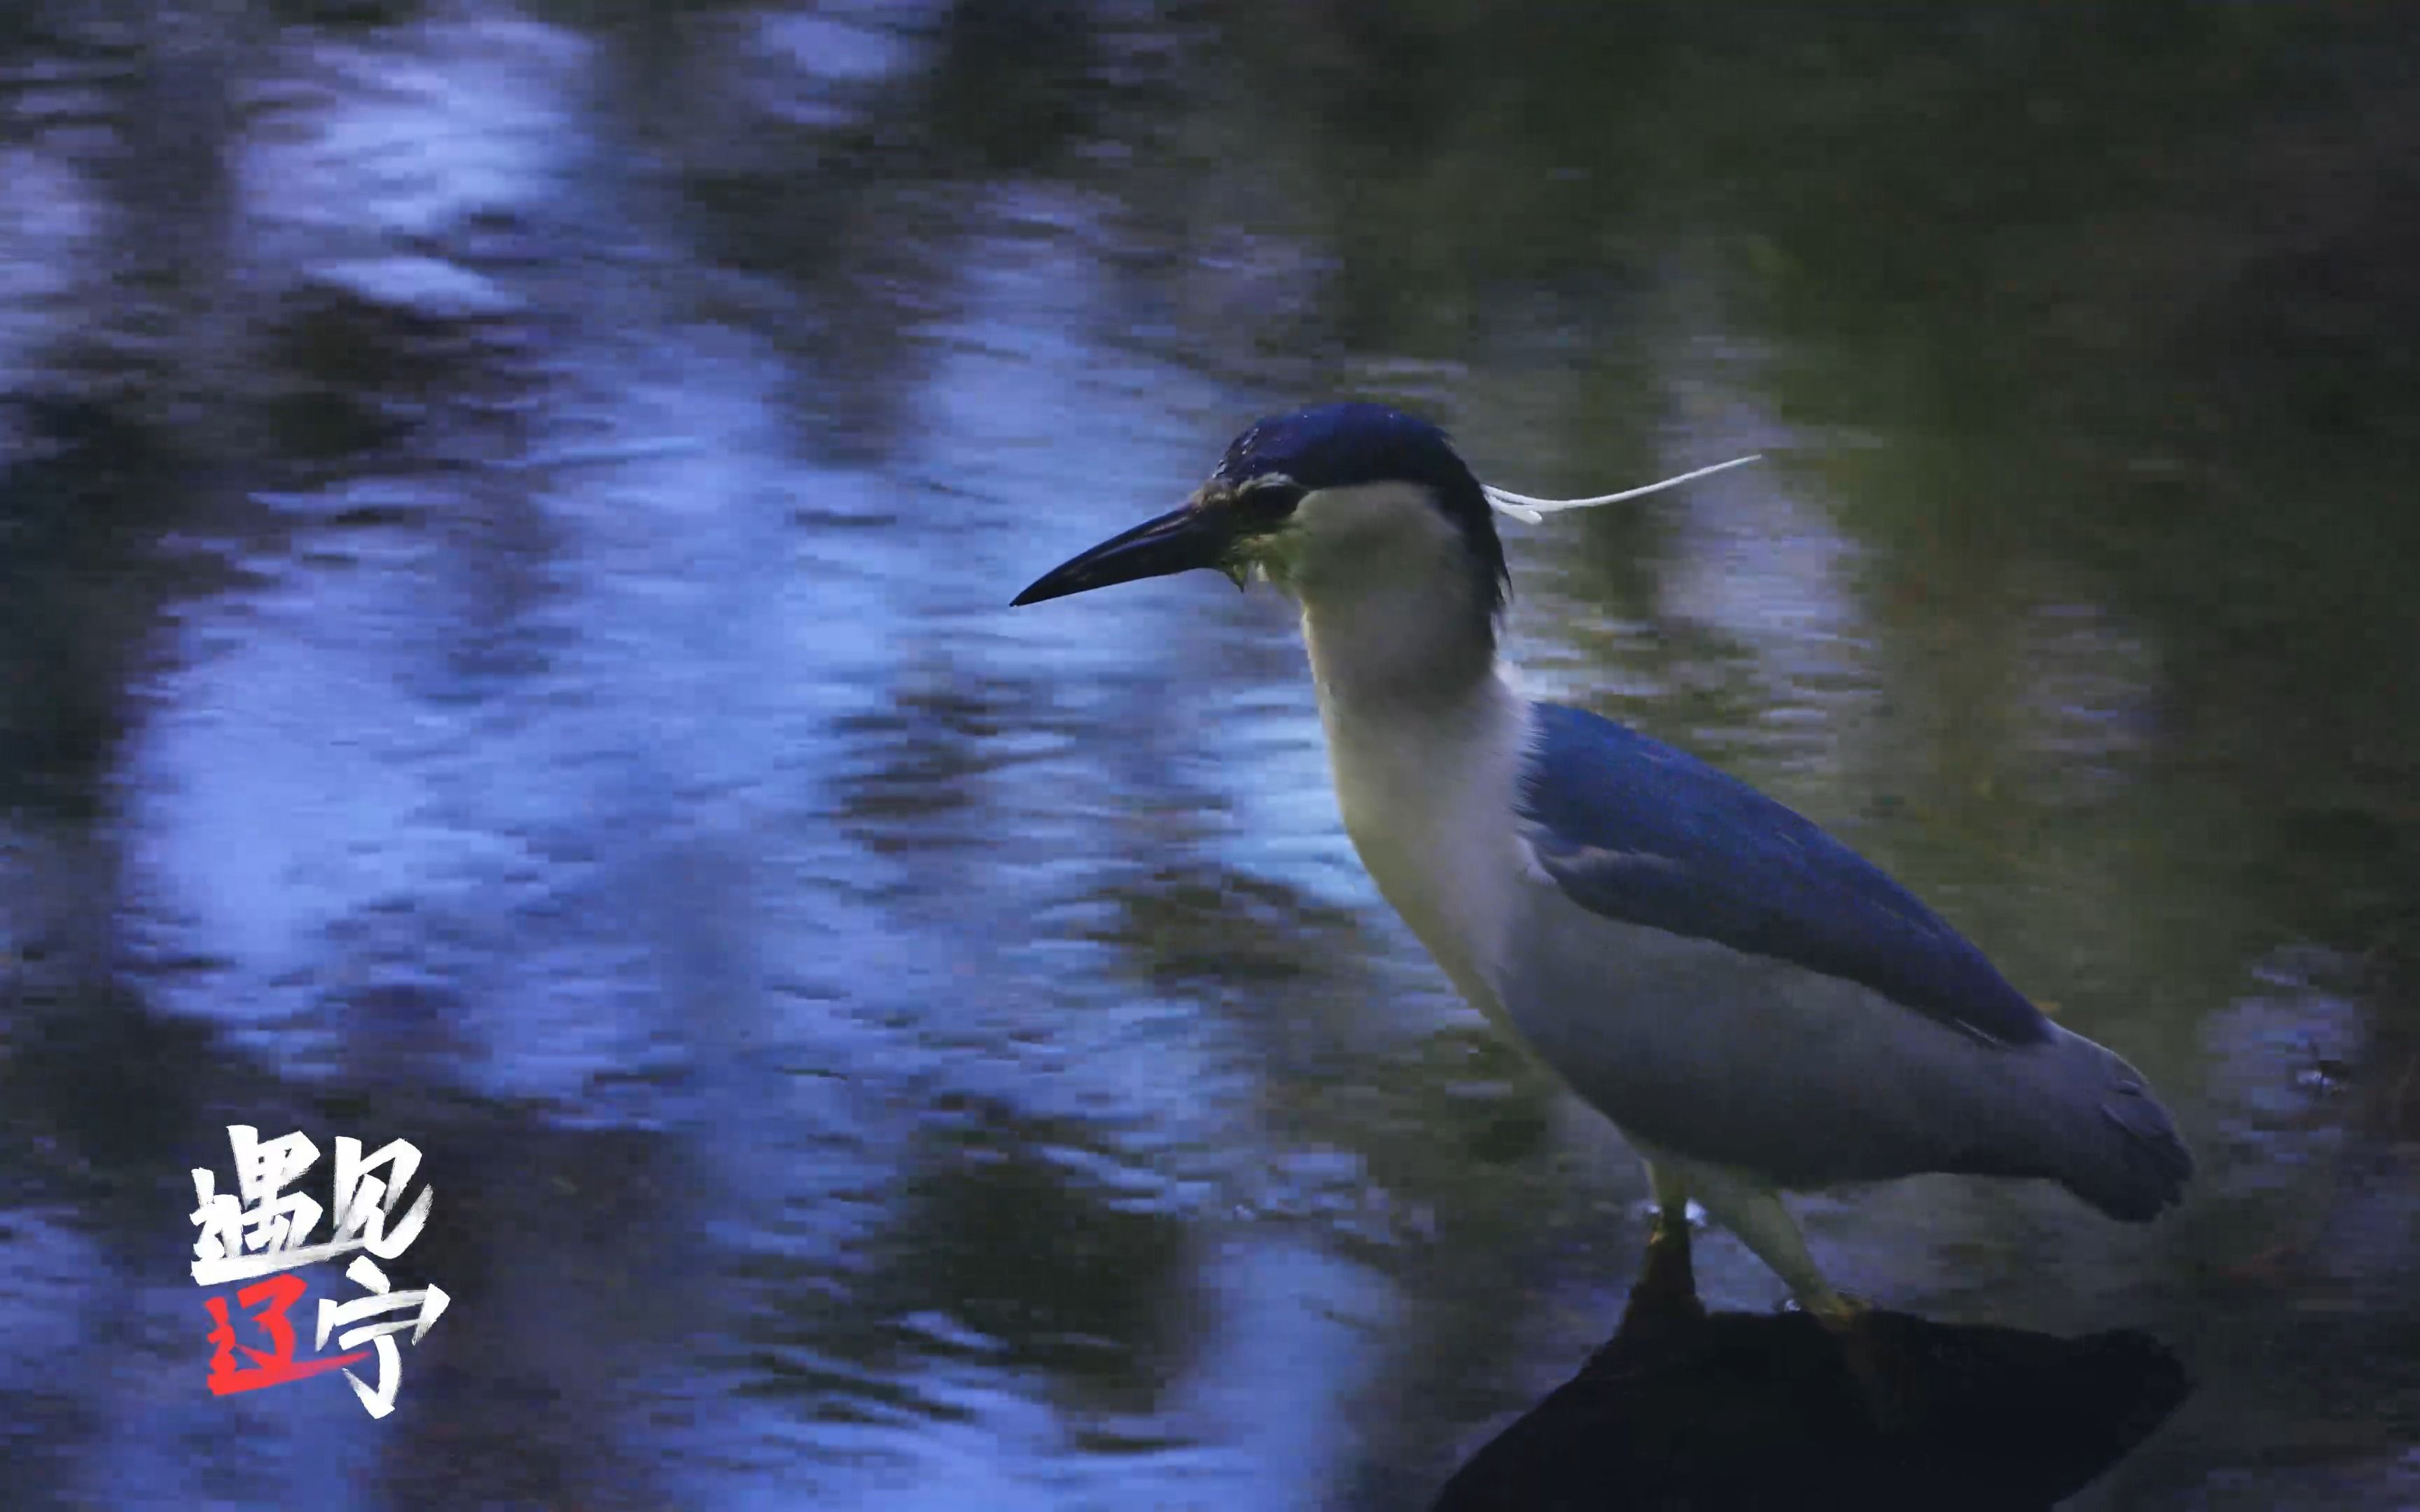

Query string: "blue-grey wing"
[[1518, 702, 2049, 1047]]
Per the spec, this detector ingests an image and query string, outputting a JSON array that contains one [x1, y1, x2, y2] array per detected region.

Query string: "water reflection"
[[1435, 1229, 2190, 1511], [1, 1, 2416, 1508]]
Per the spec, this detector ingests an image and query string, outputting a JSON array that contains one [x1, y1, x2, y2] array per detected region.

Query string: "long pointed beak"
[[1011, 504, 1237, 606]]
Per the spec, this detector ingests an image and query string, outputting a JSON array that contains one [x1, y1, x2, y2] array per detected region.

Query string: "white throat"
[[1265, 481, 1536, 1018], [1308, 659, 1536, 1024], [1317, 660, 1535, 1022], [1279, 482, 1498, 710]]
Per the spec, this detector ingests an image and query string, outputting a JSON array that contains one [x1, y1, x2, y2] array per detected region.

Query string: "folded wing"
[[1519, 702, 2049, 1049]]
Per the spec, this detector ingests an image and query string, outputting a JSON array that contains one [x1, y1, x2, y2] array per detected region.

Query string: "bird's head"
[[1010, 402, 1509, 620], [1011, 403, 1759, 631]]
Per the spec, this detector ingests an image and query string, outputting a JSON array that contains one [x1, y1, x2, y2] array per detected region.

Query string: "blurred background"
[[2, 1, 2416, 1507]]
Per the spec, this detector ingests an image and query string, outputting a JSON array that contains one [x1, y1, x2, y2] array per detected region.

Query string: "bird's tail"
[[2034, 1026, 2194, 1222]]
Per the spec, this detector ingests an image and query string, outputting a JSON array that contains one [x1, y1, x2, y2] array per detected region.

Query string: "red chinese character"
[[203, 1275, 371, 1396]]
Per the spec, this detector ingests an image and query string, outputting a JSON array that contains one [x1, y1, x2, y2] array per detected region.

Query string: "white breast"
[[1316, 671, 1538, 1025]]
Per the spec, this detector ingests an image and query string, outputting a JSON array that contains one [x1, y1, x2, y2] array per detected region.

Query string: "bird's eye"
[[1237, 479, 1302, 522]]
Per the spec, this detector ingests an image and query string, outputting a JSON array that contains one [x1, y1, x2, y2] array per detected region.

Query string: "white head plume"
[[1481, 454, 1762, 524]]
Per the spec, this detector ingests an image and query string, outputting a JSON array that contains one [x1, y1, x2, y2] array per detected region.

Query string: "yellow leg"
[[1653, 1153, 1866, 1324], [1646, 1158, 1692, 1246], [1635, 1147, 1910, 1422], [1634, 1158, 1700, 1308], [1689, 1166, 1929, 1426], [1612, 1158, 1705, 1343]]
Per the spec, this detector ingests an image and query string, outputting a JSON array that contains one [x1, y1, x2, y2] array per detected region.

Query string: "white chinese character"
[[328, 1137, 432, 1260], [315, 1256, 450, 1419], [190, 1126, 438, 1286], [190, 1126, 326, 1286]]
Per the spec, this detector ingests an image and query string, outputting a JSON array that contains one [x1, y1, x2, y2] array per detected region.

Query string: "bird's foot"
[[1601, 1212, 1705, 1362], [1632, 1214, 1704, 1319], [1802, 1289, 1870, 1332], [1804, 1293, 1924, 1432]]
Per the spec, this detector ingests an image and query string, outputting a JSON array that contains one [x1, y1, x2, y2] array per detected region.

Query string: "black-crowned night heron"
[[1013, 402, 2191, 1329]]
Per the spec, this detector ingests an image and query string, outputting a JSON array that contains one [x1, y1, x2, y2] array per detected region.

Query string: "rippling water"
[[3, 4, 2416, 1508]]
